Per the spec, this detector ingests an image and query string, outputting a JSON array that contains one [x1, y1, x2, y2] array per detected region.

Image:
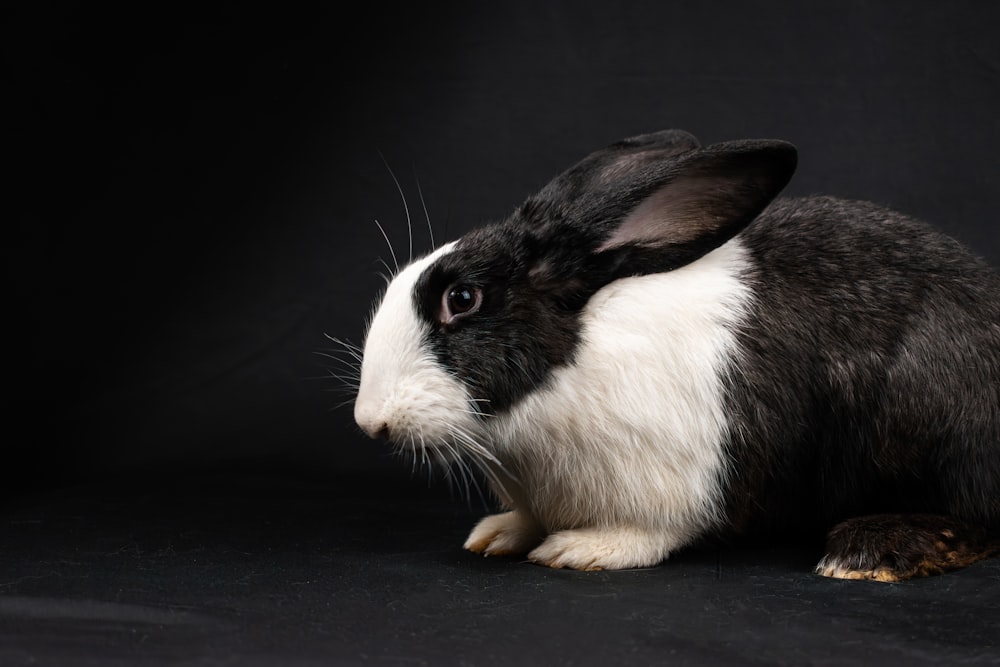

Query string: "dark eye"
[[441, 284, 483, 324]]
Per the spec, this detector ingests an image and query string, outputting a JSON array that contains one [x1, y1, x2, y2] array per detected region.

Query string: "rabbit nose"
[[354, 402, 389, 440], [363, 422, 389, 441]]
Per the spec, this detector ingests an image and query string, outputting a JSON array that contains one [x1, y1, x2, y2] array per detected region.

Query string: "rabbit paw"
[[464, 511, 543, 557], [816, 513, 996, 582], [527, 527, 670, 571]]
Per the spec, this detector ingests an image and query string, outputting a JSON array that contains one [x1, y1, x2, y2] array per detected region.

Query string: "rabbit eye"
[[441, 284, 482, 324]]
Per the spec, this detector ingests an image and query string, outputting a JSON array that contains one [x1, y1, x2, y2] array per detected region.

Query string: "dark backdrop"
[[8, 2, 1000, 495]]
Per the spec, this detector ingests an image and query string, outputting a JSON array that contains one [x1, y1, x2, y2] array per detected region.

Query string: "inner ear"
[[596, 140, 797, 254]]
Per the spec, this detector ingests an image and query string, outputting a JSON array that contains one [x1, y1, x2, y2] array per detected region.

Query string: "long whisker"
[[424, 428, 490, 510], [373, 218, 399, 274], [312, 365, 358, 381], [447, 423, 518, 504], [323, 335, 362, 352], [320, 336, 365, 360], [411, 436, 421, 475], [420, 440, 431, 482], [455, 450, 491, 510], [376, 261, 395, 284], [453, 441, 482, 503], [426, 446, 437, 488], [414, 169, 435, 251], [313, 350, 362, 368], [318, 363, 362, 379], [458, 408, 494, 419], [439, 440, 466, 502], [449, 425, 502, 467], [321, 372, 361, 387], [310, 339, 363, 402], [378, 150, 413, 264]]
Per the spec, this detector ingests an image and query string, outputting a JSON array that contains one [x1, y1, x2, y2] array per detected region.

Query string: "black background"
[[5, 3, 1000, 665], [9, 2, 1000, 492]]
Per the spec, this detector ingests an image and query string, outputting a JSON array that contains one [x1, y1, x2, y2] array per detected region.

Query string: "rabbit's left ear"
[[594, 140, 797, 272], [519, 135, 796, 300]]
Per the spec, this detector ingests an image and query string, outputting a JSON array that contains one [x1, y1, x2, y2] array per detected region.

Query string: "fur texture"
[[353, 129, 1000, 579], [720, 197, 1000, 538], [475, 240, 753, 569]]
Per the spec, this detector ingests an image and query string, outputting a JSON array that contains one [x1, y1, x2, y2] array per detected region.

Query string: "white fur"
[[476, 238, 753, 569], [358, 237, 754, 570], [354, 242, 478, 449]]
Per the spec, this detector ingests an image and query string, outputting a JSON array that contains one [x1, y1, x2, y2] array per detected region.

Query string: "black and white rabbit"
[[352, 129, 1000, 581]]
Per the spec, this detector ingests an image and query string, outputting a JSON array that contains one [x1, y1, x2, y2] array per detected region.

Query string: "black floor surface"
[[1, 468, 998, 666]]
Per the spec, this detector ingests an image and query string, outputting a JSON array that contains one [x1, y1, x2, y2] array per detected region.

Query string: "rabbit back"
[[719, 195, 1000, 537]]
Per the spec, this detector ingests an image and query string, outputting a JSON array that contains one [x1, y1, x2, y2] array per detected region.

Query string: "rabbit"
[[352, 129, 1000, 581]]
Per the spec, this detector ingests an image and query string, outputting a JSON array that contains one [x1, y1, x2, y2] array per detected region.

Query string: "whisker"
[[322, 334, 363, 351], [375, 260, 395, 284], [313, 350, 362, 366], [303, 373, 348, 382], [438, 441, 464, 501], [306, 358, 360, 375], [457, 408, 494, 419], [442, 440, 473, 501], [320, 364, 361, 379], [449, 425, 502, 467], [309, 342, 363, 403], [446, 423, 517, 505], [448, 445, 490, 510], [325, 357, 360, 369], [411, 436, 421, 476], [378, 150, 413, 264], [426, 447, 437, 487], [374, 218, 399, 274], [321, 372, 361, 387], [420, 440, 430, 479], [414, 168, 435, 250]]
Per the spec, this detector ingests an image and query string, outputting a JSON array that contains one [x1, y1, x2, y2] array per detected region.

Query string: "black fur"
[[820, 514, 999, 581], [412, 130, 796, 413], [719, 195, 1000, 537], [412, 222, 583, 413]]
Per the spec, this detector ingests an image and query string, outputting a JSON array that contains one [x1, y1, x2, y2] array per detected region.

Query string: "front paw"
[[528, 527, 672, 571], [464, 511, 543, 557]]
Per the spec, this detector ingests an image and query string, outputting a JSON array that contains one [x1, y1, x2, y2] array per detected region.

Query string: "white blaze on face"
[[354, 243, 473, 445]]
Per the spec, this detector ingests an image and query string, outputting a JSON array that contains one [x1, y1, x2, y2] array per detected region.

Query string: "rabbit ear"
[[520, 134, 796, 300], [534, 129, 701, 202], [595, 128, 702, 164], [592, 139, 797, 274]]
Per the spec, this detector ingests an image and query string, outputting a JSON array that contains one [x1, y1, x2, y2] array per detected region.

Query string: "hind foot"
[[816, 513, 997, 582]]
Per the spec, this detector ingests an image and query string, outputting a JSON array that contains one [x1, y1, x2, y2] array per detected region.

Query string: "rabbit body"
[[354, 130, 1000, 579]]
